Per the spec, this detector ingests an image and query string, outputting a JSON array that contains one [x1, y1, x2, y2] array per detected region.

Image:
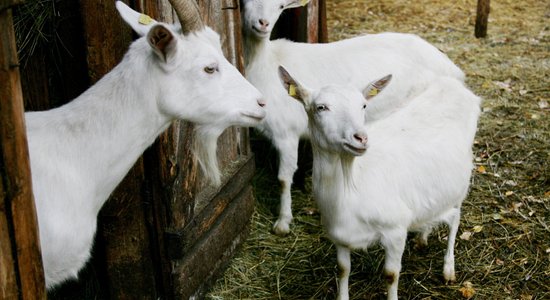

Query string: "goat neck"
[[28, 41, 171, 215], [242, 26, 272, 67], [310, 144, 357, 216]]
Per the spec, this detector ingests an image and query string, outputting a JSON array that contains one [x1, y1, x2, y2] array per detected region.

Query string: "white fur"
[[283, 70, 480, 300], [27, 2, 265, 289], [242, 0, 465, 235]]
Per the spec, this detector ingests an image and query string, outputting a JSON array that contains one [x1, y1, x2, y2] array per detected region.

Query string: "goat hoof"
[[443, 268, 456, 283], [272, 220, 291, 236]]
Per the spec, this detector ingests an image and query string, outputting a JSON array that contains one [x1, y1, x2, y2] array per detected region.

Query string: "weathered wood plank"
[[191, 222, 252, 299], [0, 7, 46, 299], [318, 0, 328, 42], [171, 184, 255, 298], [0, 178, 18, 300], [80, 0, 132, 83], [166, 155, 255, 259], [307, 0, 319, 43], [98, 164, 159, 299], [475, 0, 490, 38]]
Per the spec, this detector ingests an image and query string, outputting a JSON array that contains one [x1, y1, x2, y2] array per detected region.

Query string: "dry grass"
[[207, 0, 549, 299]]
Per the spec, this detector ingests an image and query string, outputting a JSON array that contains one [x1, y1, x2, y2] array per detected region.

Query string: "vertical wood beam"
[[317, 0, 328, 42], [0, 5, 46, 299], [475, 0, 490, 38], [306, 0, 319, 43]]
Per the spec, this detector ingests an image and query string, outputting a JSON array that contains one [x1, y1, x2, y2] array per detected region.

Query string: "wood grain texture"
[[0, 8, 46, 299], [80, 0, 132, 83], [307, 0, 319, 43], [171, 184, 255, 298], [166, 155, 255, 259], [318, 0, 328, 42]]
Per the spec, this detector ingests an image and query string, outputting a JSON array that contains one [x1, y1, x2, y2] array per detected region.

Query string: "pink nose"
[[258, 19, 269, 29], [257, 99, 266, 107], [353, 133, 368, 145]]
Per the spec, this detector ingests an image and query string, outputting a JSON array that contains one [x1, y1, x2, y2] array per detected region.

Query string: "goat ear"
[[278, 66, 311, 104], [116, 1, 158, 36], [285, 0, 310, 9], [362, 74, 392, 100], [147, 25, 177, 63]]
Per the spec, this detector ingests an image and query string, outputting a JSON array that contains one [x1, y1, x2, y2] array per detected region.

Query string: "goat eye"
[[316, 104, 328, 112], [204, 65, 217, 74]]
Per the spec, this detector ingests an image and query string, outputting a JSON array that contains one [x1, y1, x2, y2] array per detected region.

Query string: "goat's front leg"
[[272, 136, 299, 236], [381, 229, 407, 300], [336, 245, 351, 300]]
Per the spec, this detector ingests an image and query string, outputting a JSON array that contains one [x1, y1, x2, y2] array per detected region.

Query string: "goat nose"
[[257, 99, 266, 107], [353, 133, 368, 145], [258, 19, 269, 28]]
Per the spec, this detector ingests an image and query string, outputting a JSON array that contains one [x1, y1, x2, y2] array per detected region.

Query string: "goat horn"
[[167, 0, 205, 34]]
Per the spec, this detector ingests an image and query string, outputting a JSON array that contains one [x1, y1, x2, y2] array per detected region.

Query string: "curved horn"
[[168, 0, 205, 34]]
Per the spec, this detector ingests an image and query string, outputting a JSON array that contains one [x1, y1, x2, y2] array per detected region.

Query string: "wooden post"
[[475, 0, 490, 38], [318, 0, 328, 42], [0, 2, 47, 299], [306, 0, 328, 43]]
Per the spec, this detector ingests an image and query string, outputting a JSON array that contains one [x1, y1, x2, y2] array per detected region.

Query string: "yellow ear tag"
[[138, 14, 153, 25], [368, 87, 379, 97], [289, 84, 297, 97], [300, 0, 309, 6]]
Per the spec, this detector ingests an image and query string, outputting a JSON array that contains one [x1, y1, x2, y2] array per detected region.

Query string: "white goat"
[[241, 0, 466, 235], [278, 66, 481, 300], [26, 1, 265, 289]]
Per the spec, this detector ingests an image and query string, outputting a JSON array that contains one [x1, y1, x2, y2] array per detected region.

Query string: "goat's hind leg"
[[443, 207, 460, 282], [413, 226, 432, 250], [272, 137, 299, 236]]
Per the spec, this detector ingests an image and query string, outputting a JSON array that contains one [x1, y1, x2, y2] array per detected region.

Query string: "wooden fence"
[[1, 0, 326, 299]]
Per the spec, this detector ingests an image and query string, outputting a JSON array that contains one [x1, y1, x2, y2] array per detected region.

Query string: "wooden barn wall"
[[273, 0, 327, 43], [14, 0, 254, 299]]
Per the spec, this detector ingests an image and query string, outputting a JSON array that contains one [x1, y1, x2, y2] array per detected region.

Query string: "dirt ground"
[[207, 0, 549, 299]]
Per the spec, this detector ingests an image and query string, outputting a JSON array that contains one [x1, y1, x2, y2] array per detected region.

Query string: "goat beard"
[[192, 125, 223, 187]]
